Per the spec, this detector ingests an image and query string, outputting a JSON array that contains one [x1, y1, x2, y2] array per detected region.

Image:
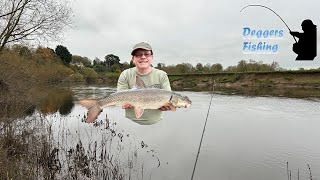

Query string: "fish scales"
[[100, 89, 172, 108]]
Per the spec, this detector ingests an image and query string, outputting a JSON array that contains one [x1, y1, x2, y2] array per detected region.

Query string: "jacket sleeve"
[[290, 31, 301, 38], [160, 73, 171, 91]]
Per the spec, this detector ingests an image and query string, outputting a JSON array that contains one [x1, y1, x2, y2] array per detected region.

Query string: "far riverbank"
[[168, 71, 320, 90]]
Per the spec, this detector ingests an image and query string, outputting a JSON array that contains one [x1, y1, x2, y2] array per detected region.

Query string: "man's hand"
[[123, 104, 176, 111], [122, 104, 133, 109], [290, 31, 299, 37], [159, 106, 176, 111]]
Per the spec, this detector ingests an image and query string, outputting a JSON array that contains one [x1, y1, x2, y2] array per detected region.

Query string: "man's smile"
[[138, 61, 148, 63]]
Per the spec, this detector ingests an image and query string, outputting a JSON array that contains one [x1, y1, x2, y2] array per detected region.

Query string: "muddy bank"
[[169, 71, 320, 91]]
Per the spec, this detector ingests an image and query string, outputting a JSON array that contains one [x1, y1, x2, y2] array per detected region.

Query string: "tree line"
[[0, 43, 303, 87], [157, 60, 281, 74], [0, 45, 129, 84]]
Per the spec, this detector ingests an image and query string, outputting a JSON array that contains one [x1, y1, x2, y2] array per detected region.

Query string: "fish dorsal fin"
[[135, 76, 147, 89], [134, 107, 144, 119]]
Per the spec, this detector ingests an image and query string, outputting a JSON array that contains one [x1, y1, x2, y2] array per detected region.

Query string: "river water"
[[4, 85, 320, 180]]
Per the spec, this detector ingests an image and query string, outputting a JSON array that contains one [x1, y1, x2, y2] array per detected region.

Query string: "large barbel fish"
[[80, 76, 192, 123]]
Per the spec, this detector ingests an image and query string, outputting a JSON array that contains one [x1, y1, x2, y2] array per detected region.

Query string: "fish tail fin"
[[87, 105, 102, 123], [80, 99, 102, 123]]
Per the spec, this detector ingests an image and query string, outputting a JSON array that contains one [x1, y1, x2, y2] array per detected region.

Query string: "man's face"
[[132, 49, 153, 69]]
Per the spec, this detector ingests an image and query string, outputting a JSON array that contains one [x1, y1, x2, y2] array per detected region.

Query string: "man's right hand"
[[290, 31, 299, 37], [122, 104, 133, 109]]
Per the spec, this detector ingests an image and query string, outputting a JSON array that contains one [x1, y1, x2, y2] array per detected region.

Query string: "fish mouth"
[[179, 104, 191, 108]]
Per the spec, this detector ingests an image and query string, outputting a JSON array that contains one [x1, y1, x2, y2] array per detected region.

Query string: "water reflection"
[[221, 86, 320, 99], [173, 85, 320, 99], [37, 88, 74, 115], [1, 86, 75, 121], [3, 84, 318, 123], [125, 109, 163, 125], [1, 84, 320, 180]]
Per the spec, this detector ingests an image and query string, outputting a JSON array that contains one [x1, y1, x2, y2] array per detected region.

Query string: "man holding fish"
[[117, 42, 178, 124], [80, 42, 191, 124]]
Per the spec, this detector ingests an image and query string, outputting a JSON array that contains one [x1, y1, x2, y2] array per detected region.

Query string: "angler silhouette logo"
[[290, 20, 317, 60], [241, 5, 317, 61]]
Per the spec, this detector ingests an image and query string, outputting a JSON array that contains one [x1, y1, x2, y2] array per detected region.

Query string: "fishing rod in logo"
[[241, 4, 297, 43], [241, 4, 317, 60]]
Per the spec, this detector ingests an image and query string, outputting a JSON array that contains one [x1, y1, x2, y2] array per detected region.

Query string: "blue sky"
[[59, 0, 320, 69]]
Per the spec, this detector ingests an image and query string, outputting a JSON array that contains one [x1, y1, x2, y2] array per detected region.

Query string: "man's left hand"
[[159, 106, 176, 111]]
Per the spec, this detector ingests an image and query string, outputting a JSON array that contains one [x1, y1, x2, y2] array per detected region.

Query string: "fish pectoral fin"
[[134, 107, 144, 119]]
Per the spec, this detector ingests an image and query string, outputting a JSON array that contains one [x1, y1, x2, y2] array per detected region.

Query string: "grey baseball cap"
[[131, 42, 153, 55]]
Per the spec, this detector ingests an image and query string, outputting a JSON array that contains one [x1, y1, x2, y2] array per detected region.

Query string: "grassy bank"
[[0, 47, 121, 87], [0, 112, 151, 179]]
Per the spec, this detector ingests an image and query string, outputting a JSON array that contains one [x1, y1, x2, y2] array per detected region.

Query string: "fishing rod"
[[240, 4, 298, 43], [191, 79, 215, 180]]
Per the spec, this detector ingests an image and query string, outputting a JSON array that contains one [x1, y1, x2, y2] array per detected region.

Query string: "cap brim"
[[131, 48, 152, 55]]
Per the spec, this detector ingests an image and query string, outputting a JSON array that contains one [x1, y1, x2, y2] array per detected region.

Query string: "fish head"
[[170, 94, 192, 108]]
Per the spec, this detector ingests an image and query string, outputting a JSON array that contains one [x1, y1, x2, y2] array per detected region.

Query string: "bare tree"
[[0, 0, 73, 52]]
